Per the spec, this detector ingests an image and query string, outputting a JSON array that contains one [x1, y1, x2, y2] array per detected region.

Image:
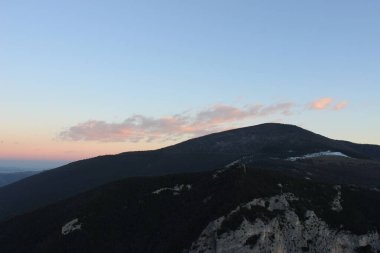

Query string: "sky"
[[1, 0, 379, 168]]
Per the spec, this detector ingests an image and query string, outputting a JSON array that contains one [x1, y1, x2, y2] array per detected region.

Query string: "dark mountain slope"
[[0, 123, 379, 221], [0, 164, 379, 253], [0, 171, 39, 187], [340, 141, 380, 161], [256, 156, 380, 188], [161, 123, 373, 159], [0, 151, 237, 220]]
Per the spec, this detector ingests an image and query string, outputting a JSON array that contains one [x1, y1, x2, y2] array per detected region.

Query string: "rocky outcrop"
[[187, 193, 380, 253]]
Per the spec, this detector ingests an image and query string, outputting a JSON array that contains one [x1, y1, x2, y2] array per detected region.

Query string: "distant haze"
[[0, 160, 71, 172]]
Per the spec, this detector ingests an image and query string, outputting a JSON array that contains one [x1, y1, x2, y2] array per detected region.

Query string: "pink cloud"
[[60, 98, 348, 143], [333, 101, 348, 110], [60, 115, 190, 142], [309, 97, 333, 110], [60, 102, 296, 143]]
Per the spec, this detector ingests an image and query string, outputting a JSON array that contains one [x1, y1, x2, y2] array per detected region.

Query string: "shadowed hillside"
[[0, 123, 379, 221], [0, 164, 379, 253]]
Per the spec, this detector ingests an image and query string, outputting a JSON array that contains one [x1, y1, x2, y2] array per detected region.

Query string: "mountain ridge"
[[0, 123, 379, 221]]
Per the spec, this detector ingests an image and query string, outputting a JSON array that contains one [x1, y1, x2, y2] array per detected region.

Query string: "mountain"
[[0, 170, 39, 187], [0, 123, 380, 221], [0, 161, 379, 253]]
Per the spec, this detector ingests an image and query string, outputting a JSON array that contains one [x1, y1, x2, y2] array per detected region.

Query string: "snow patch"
[[152, 184, 191, 195], [61, 218, 82, 235], [213, 159, 244, 179], [225, 159, 241, 168], [286, 151, 349, 161]]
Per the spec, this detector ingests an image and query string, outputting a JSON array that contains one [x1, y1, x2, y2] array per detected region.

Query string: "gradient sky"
[[1, 1, 379, 166]]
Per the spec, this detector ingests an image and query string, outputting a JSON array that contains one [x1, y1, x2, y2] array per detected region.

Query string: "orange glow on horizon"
[[0, 138, 179, 161]]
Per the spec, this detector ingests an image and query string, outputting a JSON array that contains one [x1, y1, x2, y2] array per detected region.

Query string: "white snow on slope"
[[152, 184, 191, 195], [286, 151, 349, 161], [61, 218, 82, 235], [225, 160, 241, 168], [213, 159, 242, 179]]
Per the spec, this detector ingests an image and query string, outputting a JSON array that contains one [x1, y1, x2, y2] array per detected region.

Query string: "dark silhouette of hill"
[[0, 123, 379, 221], [0, 171, 39, 187], [0, 164, 379, 253]]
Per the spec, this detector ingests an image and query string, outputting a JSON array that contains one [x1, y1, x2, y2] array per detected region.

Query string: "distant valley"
[[0, 169, 40, 187]]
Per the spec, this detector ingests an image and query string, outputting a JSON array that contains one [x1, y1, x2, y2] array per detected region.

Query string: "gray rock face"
[[187, 193, 380, 253]]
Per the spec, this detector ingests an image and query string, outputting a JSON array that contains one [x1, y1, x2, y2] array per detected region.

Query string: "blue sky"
[[1, 0, 379, 165]]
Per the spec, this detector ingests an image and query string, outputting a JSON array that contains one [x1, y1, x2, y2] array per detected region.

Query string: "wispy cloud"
[[333, 101, 348, 111], [309, 98, 349, 111], [309, 97, 333, 110], [60, 102, 294, 143], [60, 98, 348, 143]]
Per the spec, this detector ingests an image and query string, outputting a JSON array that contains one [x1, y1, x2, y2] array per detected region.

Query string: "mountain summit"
[[0, 123, 380, 252], [0, 123, 379, 221]]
